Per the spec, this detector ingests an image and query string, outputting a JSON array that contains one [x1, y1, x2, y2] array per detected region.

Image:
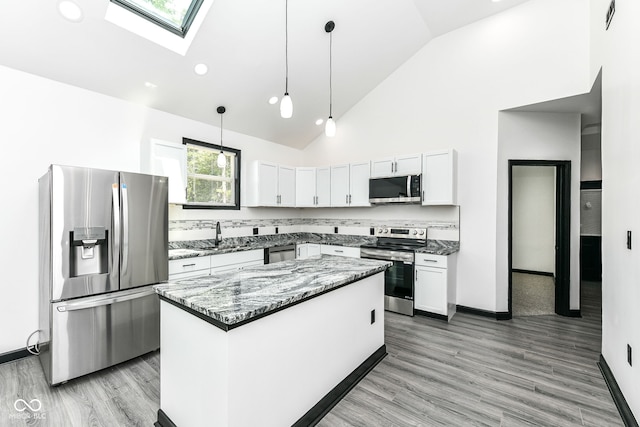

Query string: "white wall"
[[496, 112, 581, 311], [590, 0, 640, 418], [511, 166, 556, 274], [581, 132, 602, 181], [0, 64, 302, 355], [302, 0, 590, 312]]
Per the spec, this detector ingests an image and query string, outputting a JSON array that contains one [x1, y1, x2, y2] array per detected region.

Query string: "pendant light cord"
[[220, 113, 223, 150], [329, 29, 333, 117], [285, 0, 289, 94]]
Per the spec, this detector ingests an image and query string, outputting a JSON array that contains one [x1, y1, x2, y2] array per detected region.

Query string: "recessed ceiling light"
[[492, 0, 501, 2], [145, 81, 158, 89], [268, 96, 279, 105], [58, 1, 83, 23], [315, 119, 324, 126], [194, 63, 208, 76]]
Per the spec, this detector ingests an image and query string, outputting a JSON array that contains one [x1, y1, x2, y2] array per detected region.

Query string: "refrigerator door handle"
[[112, 183, 120, 271], [121, 183, 129, 276], [56, 288, 156, 312]]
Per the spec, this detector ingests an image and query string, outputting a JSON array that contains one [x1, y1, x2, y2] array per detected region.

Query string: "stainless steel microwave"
[[369, 174, 421, 204]]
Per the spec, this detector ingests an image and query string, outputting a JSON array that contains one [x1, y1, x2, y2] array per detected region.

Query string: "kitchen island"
[[153, 255, 391, 427]]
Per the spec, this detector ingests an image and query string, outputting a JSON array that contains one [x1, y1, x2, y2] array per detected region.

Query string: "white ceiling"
[[0, 0, 532, 149]]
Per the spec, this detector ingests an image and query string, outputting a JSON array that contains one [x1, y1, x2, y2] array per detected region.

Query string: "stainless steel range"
[[360, 227, 427, 316]]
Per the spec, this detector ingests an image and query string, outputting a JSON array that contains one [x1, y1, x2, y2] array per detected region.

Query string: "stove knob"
[[412, 230, 418, 235], [383, 228, 389, 233], [419, 230, 425, 236], [377, 228, 383, 233]]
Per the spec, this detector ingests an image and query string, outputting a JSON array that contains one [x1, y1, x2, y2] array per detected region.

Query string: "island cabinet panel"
[[159, 272, 385, 427], [168, 256, 210, 280]]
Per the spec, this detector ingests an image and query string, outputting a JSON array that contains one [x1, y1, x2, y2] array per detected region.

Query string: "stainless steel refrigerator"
[[38, 165, 168, 385]]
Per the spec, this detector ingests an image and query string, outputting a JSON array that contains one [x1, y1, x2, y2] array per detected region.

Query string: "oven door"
[[361, 248, 415, 316], [385, 260, 414, 300]]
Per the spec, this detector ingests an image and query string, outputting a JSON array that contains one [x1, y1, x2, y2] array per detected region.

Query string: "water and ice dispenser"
[[70, 227, 108, 277]]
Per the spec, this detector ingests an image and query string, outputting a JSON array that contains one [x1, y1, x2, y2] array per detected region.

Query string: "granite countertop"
[[415, 240, 460, 256], [155, 255, 391, 331], [168, 232, 459, 260]]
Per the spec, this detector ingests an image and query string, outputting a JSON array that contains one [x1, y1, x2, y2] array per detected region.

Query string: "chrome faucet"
[[215, 221, 222, 246]]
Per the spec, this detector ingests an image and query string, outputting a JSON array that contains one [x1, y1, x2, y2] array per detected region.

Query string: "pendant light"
[[325, 21, 336, 137], [280, 0, 293, 118], [217, 106, 226, 168]]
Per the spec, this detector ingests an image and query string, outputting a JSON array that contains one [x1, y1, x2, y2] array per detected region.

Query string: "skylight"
[[110, 0, 204, 37]]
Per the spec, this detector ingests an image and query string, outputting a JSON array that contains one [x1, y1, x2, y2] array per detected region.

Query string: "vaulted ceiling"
[[0, 0, 532, 148]]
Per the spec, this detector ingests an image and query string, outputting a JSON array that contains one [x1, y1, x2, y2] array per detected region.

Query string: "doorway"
[[508, 160, 572, 317]]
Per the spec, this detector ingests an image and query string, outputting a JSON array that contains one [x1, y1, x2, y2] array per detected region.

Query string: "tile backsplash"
[[169, 218, 459, 242]]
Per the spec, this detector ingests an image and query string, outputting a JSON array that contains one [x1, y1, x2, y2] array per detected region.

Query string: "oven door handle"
[[360, 249, 414, 263]]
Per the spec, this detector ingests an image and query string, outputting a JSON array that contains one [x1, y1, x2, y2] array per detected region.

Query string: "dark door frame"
[[508, 160, 575, 317]]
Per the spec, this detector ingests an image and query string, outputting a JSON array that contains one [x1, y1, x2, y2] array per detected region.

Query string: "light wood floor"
[[0, 282, 622, 426]]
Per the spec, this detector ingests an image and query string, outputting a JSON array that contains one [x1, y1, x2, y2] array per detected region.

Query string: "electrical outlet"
[[334, 227, 339, 234], [371, 309, 375, 324], [370, 227, 375, 236], [627, 231, 632, 250], [275, 227, 279, 234], [628, 344, 633, 366], [253, 227, 259, 235]]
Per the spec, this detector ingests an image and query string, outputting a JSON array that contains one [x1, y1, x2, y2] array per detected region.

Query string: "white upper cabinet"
[[316, 167, 331, 207], [330, 164, 350, 207], [330, 162, 370, 207], [278, 165, 296, 207], [248, 161, 296, 207], [295, 167, 331, 208], [371, 154, 421, 178], [349, 161, 371, 207], [422, 149, 457, 205], [295, 167, 316, 207], [149, 139, 187, 204]]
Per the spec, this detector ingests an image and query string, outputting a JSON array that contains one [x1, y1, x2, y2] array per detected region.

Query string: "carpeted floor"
[[512, 272, 555, 316]]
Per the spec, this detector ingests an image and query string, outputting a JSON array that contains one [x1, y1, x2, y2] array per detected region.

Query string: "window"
[[110, 0, 204, 37], [182, 138, 241, 210]]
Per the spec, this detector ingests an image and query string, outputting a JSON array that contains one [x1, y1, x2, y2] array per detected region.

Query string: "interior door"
[[119, 172, 168, 289]]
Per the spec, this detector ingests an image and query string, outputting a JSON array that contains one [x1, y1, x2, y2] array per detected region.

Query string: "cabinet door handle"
[[349, 194, 352, 204], [346, 194, 348, 204], [182, 263, 196, 268], [421, 259, 438, 263], [422, 190, 425, 201], [335, 249, 344, 253]]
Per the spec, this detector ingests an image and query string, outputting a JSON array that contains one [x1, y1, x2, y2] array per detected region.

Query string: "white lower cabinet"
[[296, 243, 321, 259], [211, 249, 264, 274], [169, 256, 211, 280], [320, 245, 360, 258], [414, 253, 457, 320]]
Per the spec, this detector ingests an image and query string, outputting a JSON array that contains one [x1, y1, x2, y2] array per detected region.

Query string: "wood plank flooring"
[[0, 281, 623, 426]]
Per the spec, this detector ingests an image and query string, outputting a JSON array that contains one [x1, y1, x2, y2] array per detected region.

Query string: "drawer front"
[[211, 249, 264, 269], [320, 245, 360, 258], [169, 256, 210, 275], [415, 253, 448, 268]]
